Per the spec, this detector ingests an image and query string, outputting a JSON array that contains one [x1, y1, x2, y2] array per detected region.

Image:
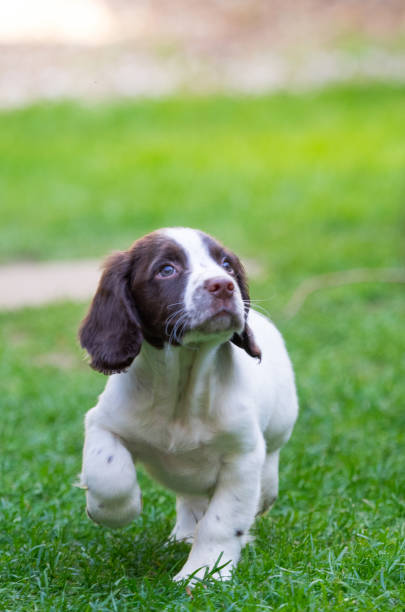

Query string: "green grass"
[[1, 85, 404, 610]]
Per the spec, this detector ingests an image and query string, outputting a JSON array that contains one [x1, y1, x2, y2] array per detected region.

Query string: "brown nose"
[[204, 277, 235, 300]]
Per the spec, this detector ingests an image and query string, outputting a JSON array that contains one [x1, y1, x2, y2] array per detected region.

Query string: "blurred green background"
[[1, 86, 404, 301]]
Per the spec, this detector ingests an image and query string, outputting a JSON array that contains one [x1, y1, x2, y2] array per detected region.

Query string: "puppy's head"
[[79, 228, 261, 374]]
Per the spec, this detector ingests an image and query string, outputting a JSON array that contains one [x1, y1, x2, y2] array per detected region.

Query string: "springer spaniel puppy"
[[79, 227, 298, 583]]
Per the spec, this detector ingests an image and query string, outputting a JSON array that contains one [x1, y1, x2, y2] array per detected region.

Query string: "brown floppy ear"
[[230, 255, 262, 360], [79, 251, 143, 375], [231, 326, 261, 360]]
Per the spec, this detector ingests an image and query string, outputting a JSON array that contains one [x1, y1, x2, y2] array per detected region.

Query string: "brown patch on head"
[[79, 231, 189, 374], [199, 231, 262, 360], [128, 232, 189, 348]]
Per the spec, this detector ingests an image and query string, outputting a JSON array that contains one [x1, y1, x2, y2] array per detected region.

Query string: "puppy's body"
[[80, 228, 298, 582]]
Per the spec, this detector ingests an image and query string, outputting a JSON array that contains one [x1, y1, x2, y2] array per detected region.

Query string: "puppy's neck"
[[134, 338, 228, 383], [128, 338, 232, 419]]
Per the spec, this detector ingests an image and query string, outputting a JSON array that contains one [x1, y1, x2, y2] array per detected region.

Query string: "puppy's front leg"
[[80, 409, 142, 528], [173, 441, 265, 583]]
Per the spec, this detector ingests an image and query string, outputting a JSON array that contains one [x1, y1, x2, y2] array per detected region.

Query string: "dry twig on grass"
[[285, 268, 405, 318]]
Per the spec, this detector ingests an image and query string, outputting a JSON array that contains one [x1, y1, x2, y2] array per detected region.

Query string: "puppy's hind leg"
[[81, 410, 142, 528], [258, 450, 280, 515]]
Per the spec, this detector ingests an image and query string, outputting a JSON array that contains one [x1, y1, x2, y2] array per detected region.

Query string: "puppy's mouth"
[[165, 291, 245, 345], [208, 306, 236, 320], [165, 308, 240, 346], [189, 305, 243, 335]]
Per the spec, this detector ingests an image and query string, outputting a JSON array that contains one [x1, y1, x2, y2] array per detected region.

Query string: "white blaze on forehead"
[[162, 227, 220, 273], [161, 227, 241, 318]]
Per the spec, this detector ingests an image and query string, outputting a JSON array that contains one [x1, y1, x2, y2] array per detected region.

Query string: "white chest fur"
[[81, 309, 298, 583], [90, 340, 259, 495]]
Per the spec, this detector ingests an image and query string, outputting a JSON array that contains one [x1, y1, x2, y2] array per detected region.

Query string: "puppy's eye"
[[221, 258, 234, 274], [157, 264, 177, 279]]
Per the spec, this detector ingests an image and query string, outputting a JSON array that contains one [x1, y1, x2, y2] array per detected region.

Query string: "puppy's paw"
[[86, 487, 142, 528], [173, 552, 235, 585]]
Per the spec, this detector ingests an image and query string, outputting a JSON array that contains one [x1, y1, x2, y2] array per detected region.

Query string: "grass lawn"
[[0, 84, 404, 610]]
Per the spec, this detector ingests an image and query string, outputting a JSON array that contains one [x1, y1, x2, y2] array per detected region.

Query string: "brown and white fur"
[[79, 227, 298, 583]]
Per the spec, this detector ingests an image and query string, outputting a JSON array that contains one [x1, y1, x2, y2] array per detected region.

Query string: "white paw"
[[86, 487, 142, 528], [173, 552, 235, 585]]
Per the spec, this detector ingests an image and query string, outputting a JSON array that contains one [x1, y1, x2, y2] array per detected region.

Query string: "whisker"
[[165, 308, 187, 337], [167, 301, 185, 311], [251, 304, 272, 318], [165, 308, 186, 326], [175, 315, 189, 342], [242, 298, 274, 304], [176, 320, 189, 344], [170, 313, 189, 344], [249, 297, 273, 302], [169, 321, 181, 344], [241, 299, 273, 318], [168, 313, 184, 344]]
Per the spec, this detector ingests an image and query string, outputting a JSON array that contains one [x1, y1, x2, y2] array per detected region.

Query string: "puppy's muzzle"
[[204, 277, 235, 302]]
